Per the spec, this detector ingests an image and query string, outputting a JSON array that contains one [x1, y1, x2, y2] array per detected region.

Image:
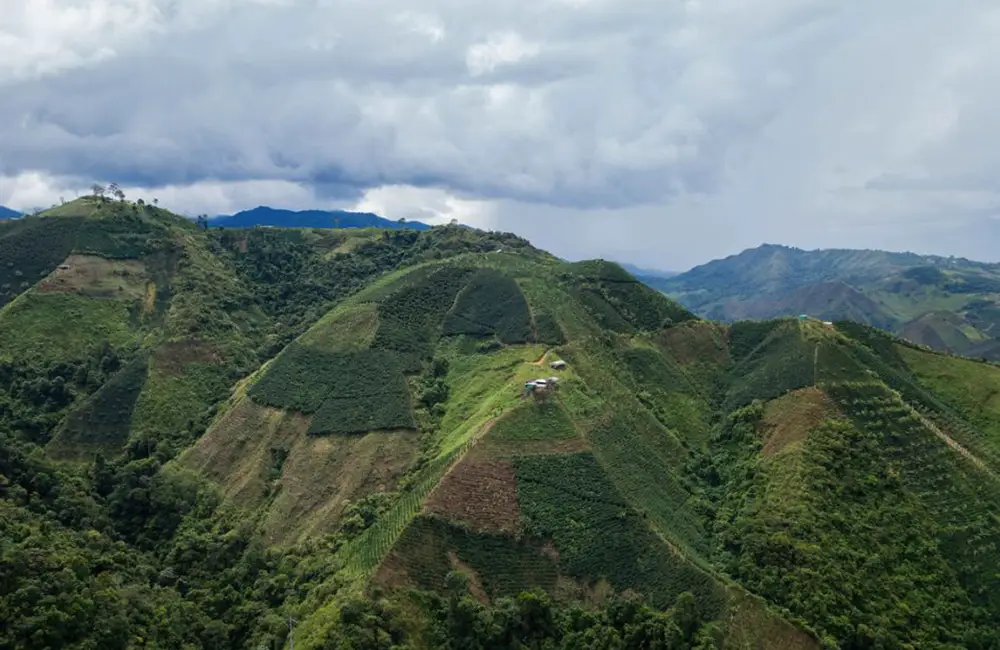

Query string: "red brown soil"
[[424, 458, 521, 533], [153, 340, 221, 376], [760, 387, 839, 457], [656, 322, 730, 365]]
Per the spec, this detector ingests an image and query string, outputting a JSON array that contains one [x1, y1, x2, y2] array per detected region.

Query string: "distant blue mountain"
[[0, 206, 20, 220], [209, 206, 431, 230], [618, 262, 679, 279]]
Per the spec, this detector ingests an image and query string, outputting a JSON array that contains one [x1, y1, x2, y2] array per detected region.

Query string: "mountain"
[[4, 206, 1000, 649], [618, 261, 679, 279], [210, 205, 431, 230], [654, 243, 1000, 359], [0, 205, 20, 219]]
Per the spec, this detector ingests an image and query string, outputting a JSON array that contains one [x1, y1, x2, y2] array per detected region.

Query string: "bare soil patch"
[[153, 340, 222, 376], [38, 254, 147, 298], [478, 436, 591, 458], [760, 387, 839, 457], [424, 458, 521, 533], [448, 553, 490, 603]]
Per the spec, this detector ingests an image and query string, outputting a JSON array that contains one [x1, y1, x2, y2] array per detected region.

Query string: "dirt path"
[[530, 349, 553, 366], [913, 409, 998, 480]]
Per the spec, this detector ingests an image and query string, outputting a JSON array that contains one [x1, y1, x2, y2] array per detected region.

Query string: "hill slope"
[[0, 205, 19, 219], [655, 243, 1000, 359], [4, 213, 1000, 649], [210, 205, 431, 230]]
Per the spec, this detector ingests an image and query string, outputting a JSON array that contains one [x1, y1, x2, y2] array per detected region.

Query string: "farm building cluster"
[[524, 360, 568, 394], [798, 314, 834, 326]]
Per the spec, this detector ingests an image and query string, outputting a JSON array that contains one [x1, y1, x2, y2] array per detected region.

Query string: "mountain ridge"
[[652, 242, 1000, 360], [4, 203, 1000, 649], [210, 205, 432, 230], [0, 205, 20, 219]]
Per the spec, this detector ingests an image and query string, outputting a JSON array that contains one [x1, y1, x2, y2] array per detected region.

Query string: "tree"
[[152, 198, 159, 206], [92, 184, 106, 199], [196, 215, 209, 230]]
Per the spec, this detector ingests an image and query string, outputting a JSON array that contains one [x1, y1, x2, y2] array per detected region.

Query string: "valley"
[[2, 198, 1000, 649], [648, 243, 1000, 360]]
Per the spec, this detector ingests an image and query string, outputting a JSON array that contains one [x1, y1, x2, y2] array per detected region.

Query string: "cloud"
[[3, 0, 1000, 269]]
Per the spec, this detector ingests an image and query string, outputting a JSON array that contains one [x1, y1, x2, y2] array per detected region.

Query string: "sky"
[[3, 0, 1000, 271]]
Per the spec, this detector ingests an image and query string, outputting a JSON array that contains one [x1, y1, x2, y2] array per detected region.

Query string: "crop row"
[[531, 311, 566, 345], [73, 216, 162, 259], [51, 353, 150, 455], [248, 344, 415, 433], [372, 265, 476, 371], [389, 515, 560, 599], [825, 381, 1000, 611], [489, 402, 577, 442], [725, 326, 815, 411], [558, 342, 712, 559], [340, 443, 469, 580], [0, 218, 80, 307], [441, 268, 533, 343], [514, 452, 726, 614]]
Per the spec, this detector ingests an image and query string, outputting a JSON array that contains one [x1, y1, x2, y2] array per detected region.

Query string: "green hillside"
[[654, 243, 1000, 361], [4, 206, 1000, 649]]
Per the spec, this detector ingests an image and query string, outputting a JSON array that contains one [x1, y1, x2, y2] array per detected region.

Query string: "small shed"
[[550, 360, 567, 370]]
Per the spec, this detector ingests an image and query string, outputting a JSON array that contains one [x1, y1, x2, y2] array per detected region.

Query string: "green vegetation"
[[442, 268, 533, 343], [515, 452, 725, 614], [248, 344, 415, 434], [532, 310, 567, 345], [8, 199, 1000, 650], [387, 514, 560, 598], [705, 397, 996, 649], [48, 354, 149, 459], [655, 242, 1000, 360], [372, 265, 476, 371], [0, 217, 80, 307], [490, 401, 577, 442]]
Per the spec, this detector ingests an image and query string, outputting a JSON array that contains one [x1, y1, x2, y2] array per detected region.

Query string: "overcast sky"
[[3, 0, 1000, 270]]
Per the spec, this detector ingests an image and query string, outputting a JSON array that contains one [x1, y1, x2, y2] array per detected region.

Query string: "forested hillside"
[[3, 198, 1000, 649], [654, 243, 1000, 360]]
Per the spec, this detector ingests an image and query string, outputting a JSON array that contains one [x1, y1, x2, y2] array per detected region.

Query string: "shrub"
[[490, 402, 577, 442], [248, 344, 415, 434], [52, 354, 150, 453], [372, 265, 476, 371], [515, 452, 725, 614], [442, 269, 533, 343], [0, 217, 80, 307]]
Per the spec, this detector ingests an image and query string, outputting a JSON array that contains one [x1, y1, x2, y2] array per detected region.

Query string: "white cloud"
[[351, 185, 497, 228], [2, 0, 1000, 269], [465, 31, 540, 76]]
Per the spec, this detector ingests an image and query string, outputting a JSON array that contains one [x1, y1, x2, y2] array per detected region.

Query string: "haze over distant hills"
[[618, 262, 679, 280], [210, 205, 431, 230], [0, 206, 20, 219], [649, 243, 1000, 359]]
